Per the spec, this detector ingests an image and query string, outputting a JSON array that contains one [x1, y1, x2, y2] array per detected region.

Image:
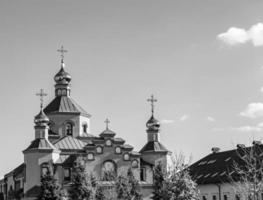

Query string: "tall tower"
[[140, 95, 169, 166], [44, 46, 91, 139], [23, 90, 60, 196], [54, 46, 71, 97]]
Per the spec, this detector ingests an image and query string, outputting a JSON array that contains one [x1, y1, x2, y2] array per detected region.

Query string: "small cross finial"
[[36, 89, 47, 110], [105, 118, 110, 129], [147, 94, 157, 116], [57, 45, 68, 61]]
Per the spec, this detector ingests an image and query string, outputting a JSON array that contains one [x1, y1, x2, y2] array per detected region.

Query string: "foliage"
[[231, 142, 263, 200], [38, 168, 61, 200], [152, 162, 166, 200], [115, 168, 142, 200], [69, 157, 95, 200], [152, 154, 199, 200], [101, 170, 116, 182]]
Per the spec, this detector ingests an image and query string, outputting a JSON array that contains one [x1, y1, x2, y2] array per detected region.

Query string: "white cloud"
[[240, 103, 263, 118], [179, 115, 189, 122], [217, 23, 263, 46], [207, 116, 215, 122], [212, 126, 262, 132], [260, 86, 263, 93], [161, 119, 174, 124], [231, 126, 262, 132]]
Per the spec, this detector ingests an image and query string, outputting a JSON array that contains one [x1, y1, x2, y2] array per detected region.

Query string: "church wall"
[[141, 152, 168, 168], [24, 152, 53, 193], [48, 114, 90, 138], [79, 115, 90, 136], [84, 146, 137, 180]]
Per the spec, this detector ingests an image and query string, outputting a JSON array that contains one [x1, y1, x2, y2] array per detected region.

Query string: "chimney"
[[252, 140, 262, 146], [236, 144, 246, 149], [211, 147, 220, 154]]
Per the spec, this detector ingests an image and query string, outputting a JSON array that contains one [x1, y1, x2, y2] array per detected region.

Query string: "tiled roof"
[[55, 155, 70, 164], [140, 158, 154, 166], [130, 151, 141, 156], [13, 163, 25, 177], [121, 144, 134, 150], [24, 138, 57, 152], [139, 141, 168, 153], [54, 136, 86, 150], [188, 145, 263, 184], [55, 155, 77, 167], [44, 96, 91, 117], [113, 137, 125, 144]]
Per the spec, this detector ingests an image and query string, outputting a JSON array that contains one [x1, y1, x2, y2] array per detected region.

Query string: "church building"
[[0, 47, 170, 200]]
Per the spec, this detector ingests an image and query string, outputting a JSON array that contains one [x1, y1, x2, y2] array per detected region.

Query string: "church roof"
[[23, 138, 57, 152], [139, 141, 168, 153], [53, 136, 86, 150], [44, 96, 91, 117]]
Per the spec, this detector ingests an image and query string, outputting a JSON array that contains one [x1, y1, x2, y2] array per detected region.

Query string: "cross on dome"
[[105, 118, 110, 130], [57, 45, 68, 61], [36, 89, 47, 110], [147, 94, 157, 116]]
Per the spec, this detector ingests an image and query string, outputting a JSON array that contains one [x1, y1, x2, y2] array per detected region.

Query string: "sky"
[[1, 0, 263, 177]]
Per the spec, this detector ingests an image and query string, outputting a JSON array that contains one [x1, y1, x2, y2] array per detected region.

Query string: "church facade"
[[0, 47, 170, 200]]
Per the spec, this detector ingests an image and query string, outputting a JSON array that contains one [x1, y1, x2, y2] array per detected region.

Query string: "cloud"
[[217, 23, 263, 46], [179, 115, 189, 122], [240, 103, 263, 118], [231, 126, 262, 132], [207, 116, 215, 122], [260, 86, 263, 93], [161, 119, 175, 124], [212, 125, 262, 132]]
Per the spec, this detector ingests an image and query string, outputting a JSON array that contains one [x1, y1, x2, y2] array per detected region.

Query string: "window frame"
[[140, 167, 146, 181], [65, 122, 73, 136], [63, 168, 71, 182]]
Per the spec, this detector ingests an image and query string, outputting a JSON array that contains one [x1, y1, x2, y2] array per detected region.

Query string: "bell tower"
[[54, 46, 71, 97]]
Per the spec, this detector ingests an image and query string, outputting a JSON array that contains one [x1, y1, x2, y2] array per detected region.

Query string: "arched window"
[[65, 122, 73, 136], [41, 163, 49, 176], [82, 123, 88, 133], [101, 160, 117, 181]]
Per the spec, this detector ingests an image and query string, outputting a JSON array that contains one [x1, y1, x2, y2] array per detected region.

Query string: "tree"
[[38, 169, 61, 200], [230, 142, 263, 200], [115, 168, 142, 200], [127, 168, 142, 200], [152, 154, 199, 200], [152, 163, 166, 200], [69, 157, 94, 200]]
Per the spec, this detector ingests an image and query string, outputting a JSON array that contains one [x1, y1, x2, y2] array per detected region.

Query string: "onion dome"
[[54, 60, 71, 84], [146, 115, 160, 131], [34, 109, 49, 126]]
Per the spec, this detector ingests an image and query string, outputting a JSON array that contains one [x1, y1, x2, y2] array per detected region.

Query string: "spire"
[[105, 118, 110, 130], [147, 94, 157, 117], [146, 94, 160, 131], [34, 89, 49, 139], [34, 89, 49, 127], [36, 89, 47, 110], [57, 45, 68, 64], [54, 46, 71, 97]]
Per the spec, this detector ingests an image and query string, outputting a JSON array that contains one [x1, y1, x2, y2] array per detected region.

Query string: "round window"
[[106, 140, 112, 146], [115, 147, 121, 154], [123, 153, 130, 161], [97, 146, 103, 154], [87, 153, 94, 160], [131, 160, 138, 168]]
